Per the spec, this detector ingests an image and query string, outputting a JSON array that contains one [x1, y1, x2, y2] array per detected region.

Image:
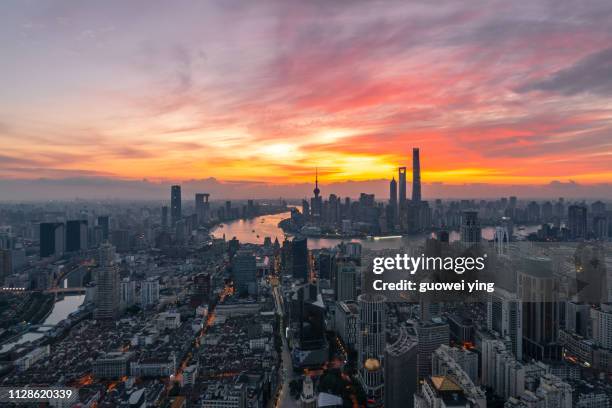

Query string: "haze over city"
[[1, 0, 612, 200]]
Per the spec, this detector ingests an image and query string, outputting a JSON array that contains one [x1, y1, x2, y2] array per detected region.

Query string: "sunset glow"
[[1, 0, 612, 189]]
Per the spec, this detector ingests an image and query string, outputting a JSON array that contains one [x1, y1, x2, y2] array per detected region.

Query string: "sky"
[[1, 0, 612, 199]]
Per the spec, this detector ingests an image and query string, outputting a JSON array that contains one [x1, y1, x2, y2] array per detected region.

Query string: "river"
[[0, 294, 85, 353], [211, 211, 540, 250]]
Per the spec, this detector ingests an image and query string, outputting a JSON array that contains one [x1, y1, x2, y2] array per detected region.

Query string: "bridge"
[[45, 287, 87, 295]]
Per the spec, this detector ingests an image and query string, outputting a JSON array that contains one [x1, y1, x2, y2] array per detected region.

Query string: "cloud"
[[517, 47, 612, 96]]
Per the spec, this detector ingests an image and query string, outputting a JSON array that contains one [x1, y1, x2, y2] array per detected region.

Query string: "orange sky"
[[1, 1, 612, 187]]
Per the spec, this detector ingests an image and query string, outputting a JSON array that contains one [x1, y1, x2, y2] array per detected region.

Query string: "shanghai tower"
[[412, 148, 421, 202]]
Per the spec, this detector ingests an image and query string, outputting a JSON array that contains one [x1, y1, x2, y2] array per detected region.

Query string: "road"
[[273, 284, 299, 408]]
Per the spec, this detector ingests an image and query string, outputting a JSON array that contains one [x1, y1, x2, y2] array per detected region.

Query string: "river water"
[[0, 295, 85, 353], [211, 211, 540, 250]]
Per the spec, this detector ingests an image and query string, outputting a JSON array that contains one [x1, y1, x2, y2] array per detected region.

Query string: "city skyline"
[[1, 1, 612, 192]]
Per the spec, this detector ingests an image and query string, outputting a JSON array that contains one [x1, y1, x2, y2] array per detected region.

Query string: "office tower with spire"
[[94, 243, 120, 320], [398, 167, 407, 207], [389, 177, 398, 228], [412, 147, 421, 202], [170, 185, 182, 226], [398, 167, 407, 229], [357, 293, 386, 405]]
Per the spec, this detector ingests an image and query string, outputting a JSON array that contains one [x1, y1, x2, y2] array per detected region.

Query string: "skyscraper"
[[357, 293, 386, 405], [389, 177, 398, 227], [487, 287, 523, 360], [460, 210, 481, 244], [518, 257, 561, 361], [415, 319, 450, 380], [568, 204, 587, 239], [66, 220, 88, 252], [412, 147, 421, 202], [39, 222, 65, 258], [141, 277, 160, 307], [232, 249, 257, 295], [94, 243, 120, 320], [120, 278, 136, 308], [195, 193, 210, 225], [389, 177, 397, 206], [291, 236, 309, 281], [385, 327, 418, 408], [398, 167, 407, 209], [97, 216, 109, 241], [170, 185, 182, 226], [0, 249, 12, 285], [335, 258, 358, 302], [161, 206, 168, 229]]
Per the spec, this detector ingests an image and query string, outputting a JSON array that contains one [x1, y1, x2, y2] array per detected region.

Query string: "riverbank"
[[0, 292, 55, 344]]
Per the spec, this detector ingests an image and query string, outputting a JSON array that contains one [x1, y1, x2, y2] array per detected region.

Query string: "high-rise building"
[[565, 301, 591, 337], [94, 243, 120, 320], [195, 193, 210, 225], [398, 167, 407, 211], [232, 250, 257, 295], [290, 284, 328, 370], [460, 211, 481, 244], [171, 185, 182, 225], [161, 206, 169, 229], [335, 258, 358, 302], [433, 345, 478, 383], [385, 327, 418, 408], [97, 216, 110, 241], [415, 319, 449, 380], [0, 249, 12, 285], [316, 250, 333, 280], [389, 177, 398, 227], [568, 204, 588, 239], [487, 287, 523, 361], [39, 222, 65, 258], [335, 301, 358, 350], [518, 257, 561, 361], [291, 236, 309, 281], [536, 374, 573, 408], [110, 229, 130, 252], [357, 293, 386, 405], [192, 272, 211, 305], [141, 277, 160, 307], [481, 338, 525, 400], [412, 147, 421, 202], [300, 375, 317, 408], [591, 303, 612, 349], [120, 278, 136, 308], [66, 220, 88, 252]]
